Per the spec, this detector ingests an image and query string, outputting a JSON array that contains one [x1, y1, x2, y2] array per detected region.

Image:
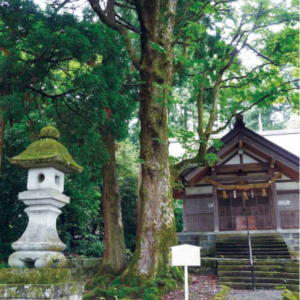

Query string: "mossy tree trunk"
[[124, 1, 178, 280], [0, 108, 5, 171], [89, 0, 178, 280], [101, 132, 126, 274]]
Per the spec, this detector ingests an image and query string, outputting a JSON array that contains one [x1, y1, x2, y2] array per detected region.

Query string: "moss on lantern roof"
[[10, 126, 83, 174], [40, 125, 60, 139]]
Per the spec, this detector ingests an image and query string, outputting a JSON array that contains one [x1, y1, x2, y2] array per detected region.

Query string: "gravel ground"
[[225, 289, 283, 300], [163, 275, 284, 300], [163, 274, 219, 300]]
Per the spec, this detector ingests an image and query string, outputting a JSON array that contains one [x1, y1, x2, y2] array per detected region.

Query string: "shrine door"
[[218, 190, 275, 231]]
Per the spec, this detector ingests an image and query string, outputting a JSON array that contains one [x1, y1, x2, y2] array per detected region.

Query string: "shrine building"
[[177, 115, 300, 256]]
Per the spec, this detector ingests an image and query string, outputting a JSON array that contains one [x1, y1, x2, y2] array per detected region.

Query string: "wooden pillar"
[[269, 168, 281, 230], [211, 169, 219, 232], [183, 195, 187, 232], [270, 181, 281, 230], [213, 186, 219, 232]]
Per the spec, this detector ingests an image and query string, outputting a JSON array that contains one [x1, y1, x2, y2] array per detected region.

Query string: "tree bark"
[[89, 0, 178, 280], [101, 132, 126, 274], [123, 1, 178, 280], [0, 108, 5, 171]]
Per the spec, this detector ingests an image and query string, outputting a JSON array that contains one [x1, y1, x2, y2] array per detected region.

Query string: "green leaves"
[[204, 152, 220, 167], [149, 41, 166, 54]]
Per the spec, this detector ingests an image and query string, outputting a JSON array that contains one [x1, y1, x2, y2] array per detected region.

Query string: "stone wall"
[[281, 230, 300, 257], [177, 232, 216, 257], [0, 283, 84, 300], [0, 267, 86, 300], [66, 258, 101, 281]]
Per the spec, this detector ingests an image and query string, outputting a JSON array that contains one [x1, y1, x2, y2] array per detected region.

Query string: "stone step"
[[218, 270, 299, 279], [219, 264, 299, 273], [219, 276, 299, 285], [256, 265, 299, 273], [217, 255, 250, 259], [217, 254, 291, 259], [216, 235, 298, 291], [217, 238, 284, 242], [253, 253, 290, 257], [216, 249, 289, 254], [216, 250, 250, 254], [253, 255, 291, 259], [220, 282, 300, 291], [218, 260, 250, 265], [254, 260, 299, 266], [219, 276, 253, 283], [217, 242, 288, 246], [218, 259, 298, 265], [216, 245, 288, 251]]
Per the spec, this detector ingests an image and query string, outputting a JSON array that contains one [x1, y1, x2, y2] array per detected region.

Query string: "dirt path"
[[163, 274, 219, 300]]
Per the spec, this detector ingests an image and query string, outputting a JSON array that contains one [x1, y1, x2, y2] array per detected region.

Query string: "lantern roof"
[[10, 125, 83, 174]]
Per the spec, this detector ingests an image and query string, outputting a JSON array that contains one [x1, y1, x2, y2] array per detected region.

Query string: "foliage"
[[281, 289, 300, 300], [212, 285, 231, 300], [244, 103, 299, 131], [0, 122, 29, 261], [117, 140, 139, 251], [174, 199, 183, 232], [0, 0, 137, 261], [84, 267, 183, 300], [170, 0, 299, 167]]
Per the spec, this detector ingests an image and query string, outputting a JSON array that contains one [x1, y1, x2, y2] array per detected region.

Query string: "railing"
[[247, 231, 255, 290]]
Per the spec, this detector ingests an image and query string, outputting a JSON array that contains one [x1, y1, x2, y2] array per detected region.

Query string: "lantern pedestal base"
[[8, 189, 69, 269], [8, 251, 66, 268]]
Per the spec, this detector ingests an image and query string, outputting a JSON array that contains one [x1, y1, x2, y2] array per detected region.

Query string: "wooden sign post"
[[170, 244, 201, 300]]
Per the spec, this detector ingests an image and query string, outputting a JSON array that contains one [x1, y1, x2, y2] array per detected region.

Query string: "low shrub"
[[212, 285, 230, 300], [83, 267, 183, 300], [281, 289, 300, 300]]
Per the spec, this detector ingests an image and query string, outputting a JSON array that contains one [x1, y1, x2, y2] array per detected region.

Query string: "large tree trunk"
[[0, 108, 5, 171], [101, 132, 126, 274], [88, 0, 178, 280], [125, 1, 178, 280]]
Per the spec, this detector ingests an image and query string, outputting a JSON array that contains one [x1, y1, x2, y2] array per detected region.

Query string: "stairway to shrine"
[[216, 234, 299, 291]]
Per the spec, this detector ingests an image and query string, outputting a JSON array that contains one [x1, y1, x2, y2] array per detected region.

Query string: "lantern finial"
[[40, 125, 60, 139]]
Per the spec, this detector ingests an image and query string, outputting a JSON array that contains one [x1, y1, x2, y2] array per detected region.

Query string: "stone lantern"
[[8, 125, 83, 268]]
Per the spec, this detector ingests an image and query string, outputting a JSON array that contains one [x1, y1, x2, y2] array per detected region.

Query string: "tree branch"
[[27, 85, 74, 99], [212, 79, 299, 134], [88, 0, 120, 31], [245, 43, 282, 66], [115, 12, 140, 33], [221, 63, 270, 83], [115, 1, 135, 10], [88, 0, 141, 70]]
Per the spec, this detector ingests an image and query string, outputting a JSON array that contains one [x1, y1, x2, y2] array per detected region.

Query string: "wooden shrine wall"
[[276, 181, 299, 229], [184, 193, 214, 232], [183, 180, 300, 232]]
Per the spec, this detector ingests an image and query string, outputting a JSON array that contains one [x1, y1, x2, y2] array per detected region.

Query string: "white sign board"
[[171, 244, 201, 266], [171, 244, 201, 300]]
